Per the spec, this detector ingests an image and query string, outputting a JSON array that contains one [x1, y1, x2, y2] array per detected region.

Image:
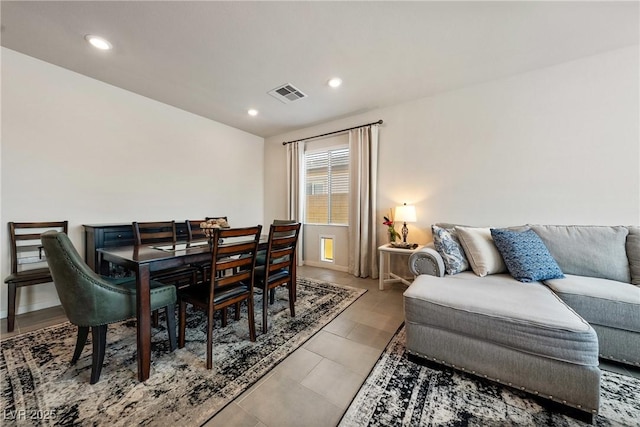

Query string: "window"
[[304, 147, 349, 225]]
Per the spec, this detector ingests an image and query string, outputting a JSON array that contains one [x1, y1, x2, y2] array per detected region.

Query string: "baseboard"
[[0, 299, 61, 319], [303, 261, 349, 273]]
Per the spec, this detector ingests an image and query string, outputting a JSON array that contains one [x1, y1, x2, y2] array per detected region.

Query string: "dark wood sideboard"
[[83, 222, 190, 272]]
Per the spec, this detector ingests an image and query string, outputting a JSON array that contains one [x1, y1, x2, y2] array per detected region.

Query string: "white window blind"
[[304, 147, 349, 225]]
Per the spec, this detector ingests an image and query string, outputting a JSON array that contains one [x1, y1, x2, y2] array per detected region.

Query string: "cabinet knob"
[[117, 234, 122, 238]]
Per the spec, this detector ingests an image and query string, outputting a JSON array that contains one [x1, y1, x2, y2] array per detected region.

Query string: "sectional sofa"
[[403, 224, 640, 422]]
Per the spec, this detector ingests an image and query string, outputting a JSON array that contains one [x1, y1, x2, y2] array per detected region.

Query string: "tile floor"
[[1, 266, 639, 427]]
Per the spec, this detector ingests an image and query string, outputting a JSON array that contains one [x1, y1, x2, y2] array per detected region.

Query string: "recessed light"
[[248, 109, 259, 116], [328, 78, 342, 88], [85, 35, 112, 50]]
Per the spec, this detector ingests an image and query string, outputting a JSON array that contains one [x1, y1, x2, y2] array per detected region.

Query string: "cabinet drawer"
[[103, 228, 134, 246]]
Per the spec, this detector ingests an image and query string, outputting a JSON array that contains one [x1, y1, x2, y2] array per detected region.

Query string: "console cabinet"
[[83, 222, 189, 272]]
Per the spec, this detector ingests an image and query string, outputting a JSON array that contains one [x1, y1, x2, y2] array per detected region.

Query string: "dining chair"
[[256, 219, 299, 304], [133, 220, 178, 247], [255, 223, 301, 333], [186, 220, 208, 244], [41, 231, 177, 384], [186, 217, 229, 283], [132, 220, 197, 328], [133, 220, 197, 288], [4, 221, 68, 332], [178, 225, 262, 369]]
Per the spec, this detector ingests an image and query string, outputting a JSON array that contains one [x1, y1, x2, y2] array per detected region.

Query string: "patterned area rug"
[[341, 326, 640, 427], [1, 278, 364, 426]]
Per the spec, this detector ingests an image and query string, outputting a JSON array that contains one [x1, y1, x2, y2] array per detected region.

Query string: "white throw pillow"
[[455, 226, 507, 277]]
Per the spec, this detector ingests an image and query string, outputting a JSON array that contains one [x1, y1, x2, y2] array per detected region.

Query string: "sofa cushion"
[[455, 227, 507, 277], [404, 272, 598, 366], [432, 225, 469, 275], [628, 226, 640, 286], [544, 274, 640, 333], [491, 228, 564, 283], [530, 225, 630, 283]]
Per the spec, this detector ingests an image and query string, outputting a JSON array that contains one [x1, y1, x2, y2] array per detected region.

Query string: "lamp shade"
[[395, 204, 416, 223]]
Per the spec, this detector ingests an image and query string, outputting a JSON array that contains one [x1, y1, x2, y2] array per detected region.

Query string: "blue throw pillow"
[[490, 228, 564, 283], [432, 225, 469, 275]]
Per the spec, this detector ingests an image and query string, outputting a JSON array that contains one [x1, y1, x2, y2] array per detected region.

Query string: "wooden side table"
[[378, 244, 425, 290]]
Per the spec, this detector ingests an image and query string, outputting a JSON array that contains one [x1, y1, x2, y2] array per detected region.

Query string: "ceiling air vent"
[[268, 83, 307, 104]]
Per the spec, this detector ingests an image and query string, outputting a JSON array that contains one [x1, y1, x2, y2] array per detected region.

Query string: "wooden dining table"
[[98, 237, 269, 382]]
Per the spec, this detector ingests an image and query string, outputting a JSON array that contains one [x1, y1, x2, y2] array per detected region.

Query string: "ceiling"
[[1, 1, 638, 138]]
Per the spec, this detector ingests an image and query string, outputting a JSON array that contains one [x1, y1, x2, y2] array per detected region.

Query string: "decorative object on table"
[[200, 218, 230, 247], [340, 325, 640, 427], [382, 211, 401, 243], [0, 277, 365, 426], [394, 203, 417, 243], [389, 242, 418, 249]]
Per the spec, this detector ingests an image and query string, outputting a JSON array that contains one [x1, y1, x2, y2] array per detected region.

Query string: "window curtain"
[[348, 125, 379, 278], [286, 141, 304, 266]]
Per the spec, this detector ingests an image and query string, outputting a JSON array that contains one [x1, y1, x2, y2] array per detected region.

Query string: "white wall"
[[265, 47, 640, 264], [1, 48, 264, 318]]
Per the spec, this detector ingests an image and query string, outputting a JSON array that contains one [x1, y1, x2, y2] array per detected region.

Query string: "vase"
[[389, 230, 397, 243]]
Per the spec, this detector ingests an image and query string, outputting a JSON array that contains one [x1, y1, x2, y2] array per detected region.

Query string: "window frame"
[[303, 145, 349, 226]]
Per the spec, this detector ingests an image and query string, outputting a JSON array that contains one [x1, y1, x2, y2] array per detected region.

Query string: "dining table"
[[97, 236, 270, 382]]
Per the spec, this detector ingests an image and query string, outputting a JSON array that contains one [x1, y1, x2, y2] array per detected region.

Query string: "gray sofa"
[[404, 224, 640, 422]]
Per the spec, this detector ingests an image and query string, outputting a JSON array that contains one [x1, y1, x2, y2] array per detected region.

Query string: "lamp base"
[[401, 222, 408, 243]]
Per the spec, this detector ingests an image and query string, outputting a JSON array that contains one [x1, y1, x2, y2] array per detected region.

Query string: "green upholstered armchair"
[[41, 231, 177, 384]]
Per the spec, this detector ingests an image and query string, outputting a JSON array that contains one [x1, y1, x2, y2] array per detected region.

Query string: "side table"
[[378, 244, 425, 290]]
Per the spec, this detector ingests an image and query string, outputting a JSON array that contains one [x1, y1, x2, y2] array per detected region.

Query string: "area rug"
[[340, 326, 640, 427], [1, 277, 364, 426]]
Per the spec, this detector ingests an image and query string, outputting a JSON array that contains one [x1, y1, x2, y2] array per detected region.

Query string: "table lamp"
[[395, 203, 417, 243]]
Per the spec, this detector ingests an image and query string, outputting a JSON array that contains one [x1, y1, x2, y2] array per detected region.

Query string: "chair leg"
[[221, 307, 228, 327], [234, 302, 241, 321], [71, 326, 90, 364], [206, 307, 214, 370], [248, 296, 256, 342], [7, 282, 16, 333], [288, 283, 296, 318], [269, 288, 275, 305], [165, 304, 177, 352], [178, 300, 186, 349], [152, 310, 159, 327], [90, 325, 107, 384], [262, 284, 269, 334]]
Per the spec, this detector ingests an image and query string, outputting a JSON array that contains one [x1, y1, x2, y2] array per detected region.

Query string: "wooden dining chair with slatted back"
[[132, 221, 197, 325], [189, 217, 241, 324], [256, 220, 299, 304], [186, 216, 229, 280], [3, 221, 68, 332], [186, 220, 208, 245], [255, 222, 301, 333], [185, 219, 211, 287], [133, 220, 199, 286], [178, 225, 262, 369]]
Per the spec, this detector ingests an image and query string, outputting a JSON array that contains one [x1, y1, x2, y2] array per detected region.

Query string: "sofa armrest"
[[408, 243, 445, 277]]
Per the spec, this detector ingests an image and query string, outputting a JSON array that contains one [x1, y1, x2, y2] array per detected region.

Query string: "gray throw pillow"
[[627, 226, 640, 286], [530, 225, 630, 283]]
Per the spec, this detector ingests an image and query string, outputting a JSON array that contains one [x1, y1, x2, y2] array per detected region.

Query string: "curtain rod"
[[281, 119, 383, 146]]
